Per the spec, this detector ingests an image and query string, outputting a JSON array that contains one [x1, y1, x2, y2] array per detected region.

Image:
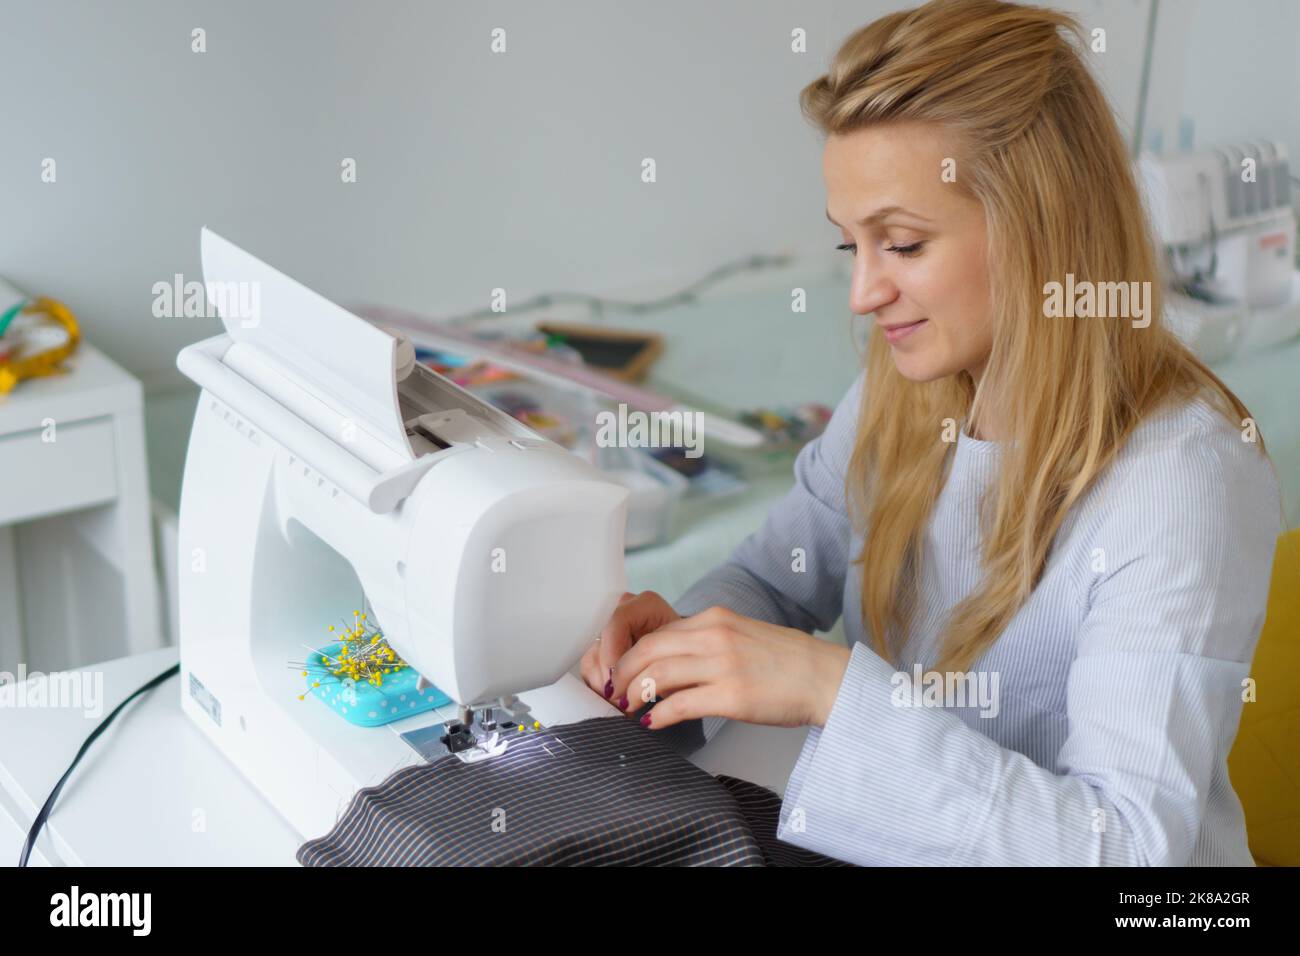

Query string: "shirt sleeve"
[[673, 370, 864, 632], [664, 372, 863, 749], [776, 420, 1282, 866]]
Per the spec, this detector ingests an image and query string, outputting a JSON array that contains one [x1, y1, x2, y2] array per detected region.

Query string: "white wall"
[[1144, 0, 1300, 161], [1, 0, 1151, 383]]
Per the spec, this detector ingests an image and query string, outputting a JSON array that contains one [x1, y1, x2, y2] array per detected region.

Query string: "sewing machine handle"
[[178, 335, 446, 514]]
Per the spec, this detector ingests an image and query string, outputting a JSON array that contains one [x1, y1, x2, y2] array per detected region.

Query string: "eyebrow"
[[825, 205, 932, 227]]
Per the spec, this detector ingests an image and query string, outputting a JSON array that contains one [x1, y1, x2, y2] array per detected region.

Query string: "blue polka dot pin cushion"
[[305, 642, 452, 727]]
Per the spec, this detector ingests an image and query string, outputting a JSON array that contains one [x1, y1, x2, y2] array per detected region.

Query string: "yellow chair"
[[1228, 528, 1300, 866]]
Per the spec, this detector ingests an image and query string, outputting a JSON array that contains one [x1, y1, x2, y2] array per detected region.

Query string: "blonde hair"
[[800, 0, 1266, 673]]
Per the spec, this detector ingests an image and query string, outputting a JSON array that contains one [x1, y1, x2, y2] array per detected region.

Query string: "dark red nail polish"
[[603, 680, 614, 699], [618, 694, 628, 710], [640, 713, 652, 728]]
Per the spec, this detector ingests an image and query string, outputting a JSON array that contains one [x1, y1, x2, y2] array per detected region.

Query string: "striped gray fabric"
[[715, 775, 851, 867], [675, 370, 1283, 866], [297, 716, 778, 866]]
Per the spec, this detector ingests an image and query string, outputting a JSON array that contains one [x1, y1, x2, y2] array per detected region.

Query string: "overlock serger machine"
[[176, 229, 629, 839], [1138, 140, 1300, 361]]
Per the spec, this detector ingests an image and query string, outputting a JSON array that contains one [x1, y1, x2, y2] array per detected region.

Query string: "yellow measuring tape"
[[0, 297, 81, 395]]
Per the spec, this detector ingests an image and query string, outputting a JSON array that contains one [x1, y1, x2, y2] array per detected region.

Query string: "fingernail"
[[618, 694, 628, 710], [603, 680, 614, 699], [640, 713, 652, 728]]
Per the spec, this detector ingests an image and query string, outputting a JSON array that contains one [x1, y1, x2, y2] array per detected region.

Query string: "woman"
[[580, 0, 1284, 866]]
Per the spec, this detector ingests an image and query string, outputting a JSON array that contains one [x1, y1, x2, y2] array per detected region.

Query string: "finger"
[[614, 654, 723, 713], [641, 685, 735, 731], [579, 642, 604, 695], [610, 626, 723, 702], [596, 621, 632, 699], [597, 592, 669, 686]]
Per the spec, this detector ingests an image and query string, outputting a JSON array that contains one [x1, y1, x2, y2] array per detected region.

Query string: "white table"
[[0, 647, 808, 866], [0, 343, 162, 674]]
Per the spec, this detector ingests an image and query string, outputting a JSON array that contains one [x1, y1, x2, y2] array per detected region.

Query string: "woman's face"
[[823, 122, 993, 383]]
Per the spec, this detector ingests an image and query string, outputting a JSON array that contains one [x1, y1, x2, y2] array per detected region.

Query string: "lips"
[[880, 318, 928, 344]]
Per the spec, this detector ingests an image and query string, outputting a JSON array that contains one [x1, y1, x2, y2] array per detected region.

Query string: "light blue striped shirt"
[[675, 371, 1282, 866]]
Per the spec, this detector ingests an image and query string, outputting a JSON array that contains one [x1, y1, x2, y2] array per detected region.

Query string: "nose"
[[849, 257, 899, 317]]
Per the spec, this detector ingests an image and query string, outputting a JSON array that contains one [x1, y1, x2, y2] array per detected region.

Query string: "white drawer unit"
[[0, 417, 118, 525], [0, 344, 161, 674]]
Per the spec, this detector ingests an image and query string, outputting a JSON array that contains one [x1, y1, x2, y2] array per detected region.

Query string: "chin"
[[889, 351, 954, 383]]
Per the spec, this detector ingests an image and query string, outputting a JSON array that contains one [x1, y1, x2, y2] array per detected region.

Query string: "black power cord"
[[19, 662, 180, 867]]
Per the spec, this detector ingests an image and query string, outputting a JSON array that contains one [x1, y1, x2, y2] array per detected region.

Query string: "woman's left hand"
[[607, 605, 853, 731]]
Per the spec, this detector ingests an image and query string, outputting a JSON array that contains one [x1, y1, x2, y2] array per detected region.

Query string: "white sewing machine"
[[1137, 140, 1300, 361], [175, 229, 630, 840]]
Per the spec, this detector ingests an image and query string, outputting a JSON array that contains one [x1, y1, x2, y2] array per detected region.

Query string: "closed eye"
[[886, 241, 925, 257], [835, 241, 926, 257]]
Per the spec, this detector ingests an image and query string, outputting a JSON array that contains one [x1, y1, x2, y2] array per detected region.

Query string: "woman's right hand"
[[580, 591, 681, 703]]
